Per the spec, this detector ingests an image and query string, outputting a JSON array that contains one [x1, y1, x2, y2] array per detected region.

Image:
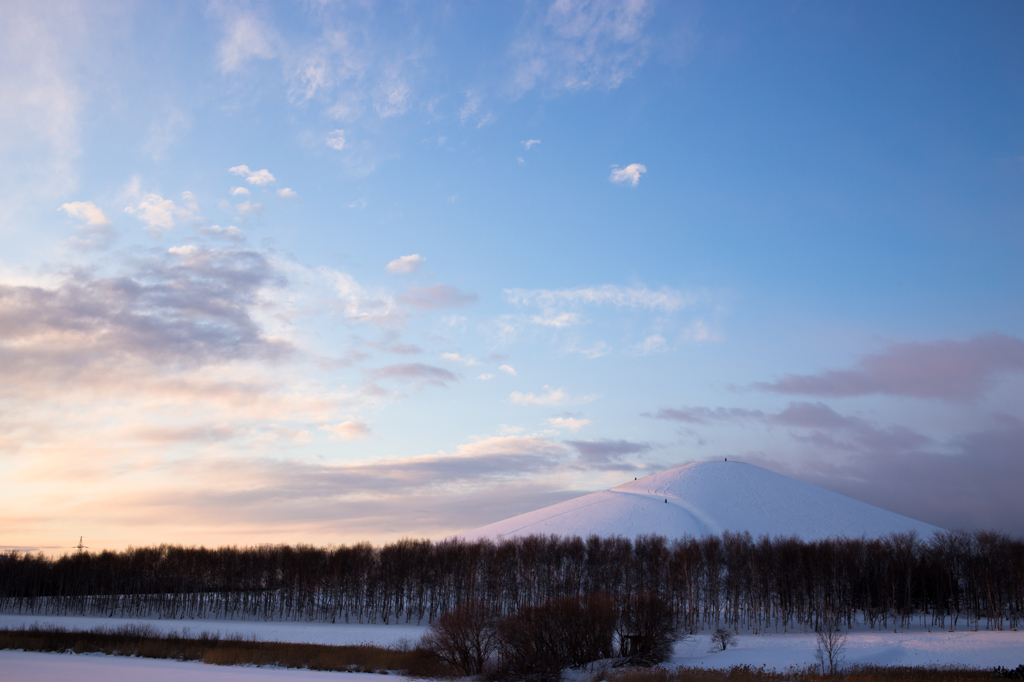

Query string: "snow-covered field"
[[4, 613, 1023, 681], [0, 650, 413, 682], [675, 630, 1024, 670]]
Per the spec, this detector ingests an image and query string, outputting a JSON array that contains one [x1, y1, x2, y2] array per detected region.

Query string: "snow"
[[459, 461, 944, 542], [671, 630, 1024, 671], [0, 650, 414, 682]]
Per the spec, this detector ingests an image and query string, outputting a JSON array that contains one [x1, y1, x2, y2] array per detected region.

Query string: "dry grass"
[[598, 664, 1007, 682], [0, 624, 448, 677]]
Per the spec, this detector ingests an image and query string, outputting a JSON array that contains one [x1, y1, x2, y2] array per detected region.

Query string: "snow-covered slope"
[[460, 461, 944, 542]]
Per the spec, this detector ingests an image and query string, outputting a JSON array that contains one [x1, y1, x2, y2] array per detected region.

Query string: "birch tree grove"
[[2, 530, 1021, 632]]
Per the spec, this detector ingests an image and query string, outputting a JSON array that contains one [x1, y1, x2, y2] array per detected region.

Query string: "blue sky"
[[2, 0, 1023, 550]]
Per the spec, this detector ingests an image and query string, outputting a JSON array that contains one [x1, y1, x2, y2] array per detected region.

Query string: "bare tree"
[[420, 600, 498, 675], [708, 627, 737, 652], [815, 609, 848, 675]]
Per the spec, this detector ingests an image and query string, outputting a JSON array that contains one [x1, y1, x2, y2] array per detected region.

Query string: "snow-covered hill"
[[460, 461, 944, 541]]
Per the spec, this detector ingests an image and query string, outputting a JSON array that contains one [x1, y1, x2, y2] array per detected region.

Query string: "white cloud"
[[59, 201, 110, 227], [124, 188, 195, 238], [326, 129, 346, 151], [349, 198, 368, 209], [200, 224, 243, 241], [320, 420, 371, 440], [517, 156, 525, 165], [229, 165, 276, 185], [610, 163, 646, 186], [168, 244, 198, 258], [531, 312, 580, 328], [506, 284, 695, 313], [277, 188, 297, 199], [509, 385, 596, 407], [499, 364, 517, 376], [548, 417, 591, 432], [386, 254, 425, 274], [478, 373, 494, 381], [216, 12, 276, 73], [442, 352, 478, 367], [522, 139, 541, 150], [231, 187, 250, 196]]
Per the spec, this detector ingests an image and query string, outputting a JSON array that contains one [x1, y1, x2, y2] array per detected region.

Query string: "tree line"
[[2, 530, 1022, 633]]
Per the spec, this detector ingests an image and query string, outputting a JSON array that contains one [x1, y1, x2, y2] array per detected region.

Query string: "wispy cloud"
[[507, 284, 695, 312], [509, 385, 597, 406], [548, 416, 590, 432], [320, 420, 371, 440], [632, 334, 667, 354], [522, 139, 541, 150], [326, 129, 346, 151], [649, 401, 930, 454], [398, 284, 478, 311], [141, 108, 190, 162], [566, 438, 651, 469], [373, 73, 410, 118], [212, 7, 277, 73], [499, 364, 517, 376], [510, 0, 654, 94], [277, 188, 297, 199], [235, 201, 263, 216], [459, 91, 482, 122], [442, 352, 478, 367], [531, 312, 580, 328], [59, 201, 115, 250], [0, 2, 85, 198], [753, 334, 1024, 401], [682, 320, 717, 342], [370, 363, 459, 387], [199, 224, 243, 242]]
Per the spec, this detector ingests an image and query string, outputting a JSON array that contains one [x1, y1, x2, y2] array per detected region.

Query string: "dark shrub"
[[494, 593, 618, 681], [617, 592, 683, 666]]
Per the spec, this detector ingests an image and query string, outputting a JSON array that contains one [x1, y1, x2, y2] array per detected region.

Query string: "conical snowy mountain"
[[460, 461, 943, 542]]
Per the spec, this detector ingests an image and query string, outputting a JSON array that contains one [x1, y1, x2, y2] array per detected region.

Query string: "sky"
[[1, 0, 1023, 552]]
